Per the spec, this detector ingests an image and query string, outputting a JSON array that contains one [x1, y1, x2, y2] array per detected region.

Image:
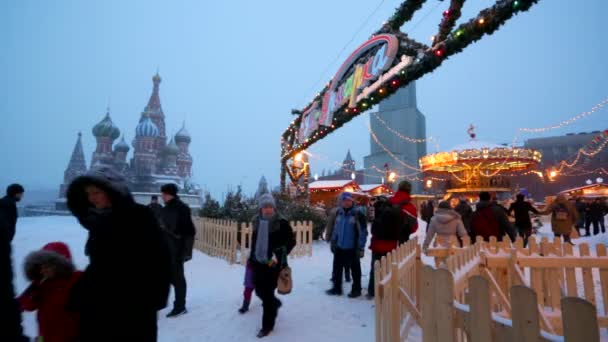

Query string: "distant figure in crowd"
[[160, 183, 196, 318], [249, 194, 295, 338], [421, 199, 434, 230], [67, 167, 171, 341], [539, 194, 578, 244], [327, 192, 367, 298], [585, 198, 607, 235], [508, 194, 539, 247], [574, 198, 587, 235], [471, 192, 513, 242], [0, 183, 29, 342], [18, 242, 82, 342], [367, 181, 418, 298], [454, 198, 473, 237], [325, 196, 351, 283], [148, 195, 164, 223], [423, 201, 468, 252], [238, 260, 255, 314]]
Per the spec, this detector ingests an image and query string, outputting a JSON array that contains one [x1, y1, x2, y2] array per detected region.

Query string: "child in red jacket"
[[18, 242, 82, 342]]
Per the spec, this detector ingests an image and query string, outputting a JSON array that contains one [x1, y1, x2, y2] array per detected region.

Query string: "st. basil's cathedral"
[[57, 73, 201, 208]]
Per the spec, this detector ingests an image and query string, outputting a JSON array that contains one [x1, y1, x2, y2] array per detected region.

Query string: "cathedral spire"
[[59, 132, 88, 197], [145, 72, 164, 117]]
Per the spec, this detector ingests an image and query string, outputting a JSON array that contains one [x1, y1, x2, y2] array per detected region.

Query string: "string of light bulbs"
[[371, 112, 435, 143], [518, 97, 608, 133], [367, 123, 422, 172]]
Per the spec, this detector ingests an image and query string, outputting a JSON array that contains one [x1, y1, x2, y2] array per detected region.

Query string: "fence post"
[[434, 268, 455, 342], [511, 285, 540, 342], [421, 266, 436, 342], [390, 262, 400, 342], [561, 297, 600, 342], [469, 276, 492, 342]]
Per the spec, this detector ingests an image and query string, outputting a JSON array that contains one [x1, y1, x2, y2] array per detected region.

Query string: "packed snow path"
[[13, 216, 376, 342]]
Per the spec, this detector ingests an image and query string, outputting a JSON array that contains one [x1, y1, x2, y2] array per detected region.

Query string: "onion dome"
[[164, 137, 179, 155], [92, 110, 120, 140], [114, 136, 130, 152], [136, 114, 160, 137], [175, 122, 191, 144]]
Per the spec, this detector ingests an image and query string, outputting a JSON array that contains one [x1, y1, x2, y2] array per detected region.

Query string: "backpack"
[[371, 198, 414, 244], [554, 204, 570, 221], [471, 206, 502, 241]]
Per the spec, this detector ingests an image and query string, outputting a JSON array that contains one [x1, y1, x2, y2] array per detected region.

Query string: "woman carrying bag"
[[249, 194, 296, 338]]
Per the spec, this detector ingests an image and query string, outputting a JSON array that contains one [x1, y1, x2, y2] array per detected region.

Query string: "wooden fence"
[[375, 236, 608, 341], [193, 217, 313, 264]]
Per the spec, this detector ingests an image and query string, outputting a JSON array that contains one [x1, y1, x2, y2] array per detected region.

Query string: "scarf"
[[255, 218, 270, 263]]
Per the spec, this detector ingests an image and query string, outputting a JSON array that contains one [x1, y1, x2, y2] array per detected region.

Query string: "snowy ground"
[[12, 216, 375, 342], [11, 216, 608, 341]]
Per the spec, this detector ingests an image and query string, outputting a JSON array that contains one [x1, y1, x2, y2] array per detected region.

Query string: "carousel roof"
[[450, 141, 504, 151]]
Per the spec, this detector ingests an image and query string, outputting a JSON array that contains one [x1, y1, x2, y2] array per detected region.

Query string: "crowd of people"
[[1, 167, 296, 341], [2, 170, 607, 341]]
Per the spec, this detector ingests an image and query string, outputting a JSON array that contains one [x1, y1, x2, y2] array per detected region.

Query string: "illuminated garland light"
[[555, 133, 608, 173], [518, 97, 608, 133], [368, 124, 421, 172], [371, 112, 435, 143]]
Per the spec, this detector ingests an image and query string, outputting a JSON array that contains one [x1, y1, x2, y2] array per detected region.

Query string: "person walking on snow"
[[160, 183, 196, 318], [0, 183, 29, 342], [249, 194, 296, 338], [367, 181, 418, 298], [148, 195, 164, 224], [470, 192, 513, 242], [325, 198, 351, 283], [18, 242, 82, 342], [238, 260, 255, 314], [538, 194, 578, 244], [423, 201, 468, 252], [507, 194, 539, 247], [454, 198, 473, 237], [66, 167, 171, 342], [326, 192, 368, 298]]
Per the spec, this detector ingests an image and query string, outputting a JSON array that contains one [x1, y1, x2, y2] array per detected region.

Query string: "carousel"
[[419, 126, 543, 201]]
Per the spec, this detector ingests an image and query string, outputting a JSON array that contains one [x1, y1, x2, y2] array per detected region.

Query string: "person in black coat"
[[0, 184, 29, 342], [66, 167, 171, 342], [148, 195, 164, 223], [249, 194, 296, 338], [454, 198, 473, 236], [159, 183, 196, 318], [507, 194, 539, 246]]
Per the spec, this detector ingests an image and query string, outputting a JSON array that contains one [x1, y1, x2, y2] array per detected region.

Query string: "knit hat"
[[340, 192, 354, 202], [258, 193, 276, 208], [161, 183, 179, 197]]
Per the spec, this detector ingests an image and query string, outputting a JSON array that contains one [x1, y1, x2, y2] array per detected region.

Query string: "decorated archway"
[[280, 0, 541, 195]]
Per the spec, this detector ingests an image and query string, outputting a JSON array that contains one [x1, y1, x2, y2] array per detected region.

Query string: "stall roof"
[[309, 180, 357, 190], [559, 183, 608, 197]]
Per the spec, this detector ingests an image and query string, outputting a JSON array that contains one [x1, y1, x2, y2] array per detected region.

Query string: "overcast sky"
[[1, 0, 607, 198]]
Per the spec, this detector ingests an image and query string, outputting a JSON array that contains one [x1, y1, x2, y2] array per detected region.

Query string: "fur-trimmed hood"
[[66, 166, 135, 223], [24, 242, 75, 281]]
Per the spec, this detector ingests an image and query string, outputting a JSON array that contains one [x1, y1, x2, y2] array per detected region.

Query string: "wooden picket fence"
[[375, 236, 608, 341], [193, 217, 313, 265]]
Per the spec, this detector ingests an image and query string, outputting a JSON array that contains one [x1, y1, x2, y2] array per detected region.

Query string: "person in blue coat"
[[326, 192, 368, 298]]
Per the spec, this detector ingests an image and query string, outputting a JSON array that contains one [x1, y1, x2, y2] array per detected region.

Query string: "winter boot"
[[257, 329, 272, 338], [326, 288, 343, 296], [348, 289, 362, 298], [238, 299, 250, 314], [166, 307, 188, 318]]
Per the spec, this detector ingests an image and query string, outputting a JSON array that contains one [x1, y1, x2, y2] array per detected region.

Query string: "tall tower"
[[175, 122, 193, 178], [363, 82, 426, 192], [342, 150, 356, 178], [59, 132, 88, 197], [142, 73, 167, 151], [91, 109, 120, 168]]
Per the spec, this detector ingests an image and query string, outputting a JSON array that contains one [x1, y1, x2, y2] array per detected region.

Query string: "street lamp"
[[351, 172, 356, 181], [597, 177, 604, 184], [314, 173, 319, 181], [586, 179, 593, 185]]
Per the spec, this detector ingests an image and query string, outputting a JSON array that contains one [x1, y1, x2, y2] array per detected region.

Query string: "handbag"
[[277, 266, 292, 295]]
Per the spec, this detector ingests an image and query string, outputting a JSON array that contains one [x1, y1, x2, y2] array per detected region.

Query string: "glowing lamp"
[[388, 172, 397, 182], [597, 177, 604, 183], [294, 153, 303, 162], [478, 18, 485, 25]]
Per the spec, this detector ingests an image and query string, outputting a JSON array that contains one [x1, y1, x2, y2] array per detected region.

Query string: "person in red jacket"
[[367, 181, 418, 298], [18, 242, 82, 342]]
